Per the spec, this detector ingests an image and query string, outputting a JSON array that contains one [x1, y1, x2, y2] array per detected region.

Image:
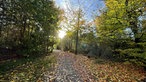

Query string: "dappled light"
[[0, 0, 146, 81]]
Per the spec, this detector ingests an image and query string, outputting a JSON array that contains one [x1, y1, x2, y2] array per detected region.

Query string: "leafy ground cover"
[[0, 53, 56, 82], [0, 51, 145, 82], [54, 52, 83, 82], [74, 54, 146, 82]]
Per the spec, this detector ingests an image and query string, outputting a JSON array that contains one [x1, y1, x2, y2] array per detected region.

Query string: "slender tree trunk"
[[75, 9, 80, 54], [75, 29, 78, 54]]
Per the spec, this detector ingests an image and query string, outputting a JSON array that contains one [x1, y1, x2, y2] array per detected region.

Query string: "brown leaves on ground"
[[71, 54, 146, 82], [0, 54, 57, 82]]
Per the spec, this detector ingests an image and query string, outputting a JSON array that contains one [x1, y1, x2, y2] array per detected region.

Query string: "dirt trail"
[[46, 51, 96, 82], [54, 52, 83, 82]]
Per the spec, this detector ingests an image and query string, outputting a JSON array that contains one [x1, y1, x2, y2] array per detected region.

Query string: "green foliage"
[[114, 48, 146, 67], [96, 0, 146, 42], [94, 0, 146, 67], [0, 0, 59, 56]]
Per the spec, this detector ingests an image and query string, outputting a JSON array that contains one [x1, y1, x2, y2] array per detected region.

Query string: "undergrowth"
[[0, 54, 56, 81]]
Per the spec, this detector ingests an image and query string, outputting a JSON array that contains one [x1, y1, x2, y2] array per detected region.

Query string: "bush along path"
[[51, 51, 146, 82]]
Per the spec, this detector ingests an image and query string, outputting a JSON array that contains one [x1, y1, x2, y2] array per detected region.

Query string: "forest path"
[[46, 50, 146, 82], [55, 52, 83, 82], [51, 51, 96, 82]]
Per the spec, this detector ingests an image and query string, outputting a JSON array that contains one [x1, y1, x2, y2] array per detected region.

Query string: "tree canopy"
[[0, 0, 59, 56], [94, 0, 146, 66]]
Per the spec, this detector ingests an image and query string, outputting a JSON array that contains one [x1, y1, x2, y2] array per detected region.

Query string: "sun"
[[58, 30, 66, 39]]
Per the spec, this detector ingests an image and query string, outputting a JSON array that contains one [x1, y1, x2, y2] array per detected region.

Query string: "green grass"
[[0, 54, 56, 81]]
